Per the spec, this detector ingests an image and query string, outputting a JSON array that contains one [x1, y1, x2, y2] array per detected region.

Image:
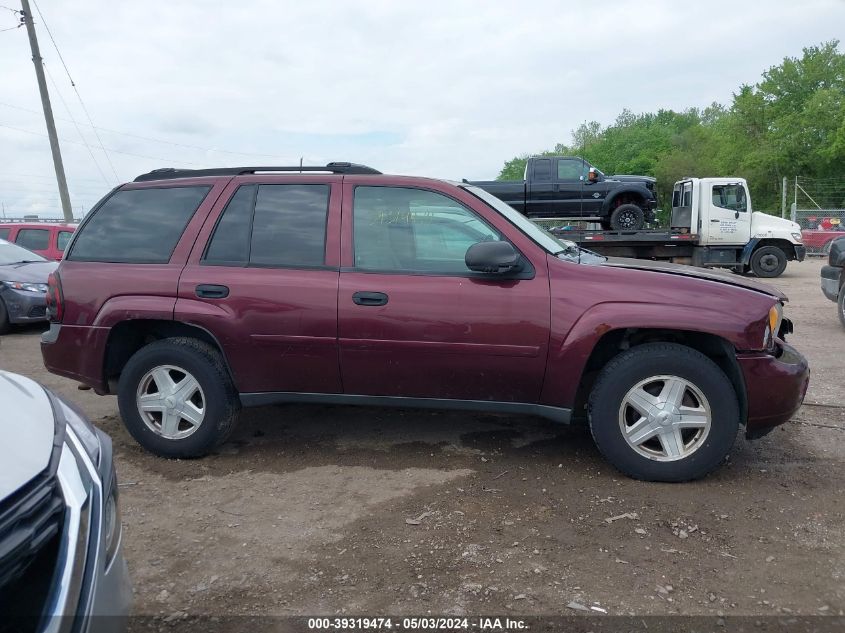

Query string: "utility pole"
[[20, 0, 73, 222], [781, 176, 787, 218]]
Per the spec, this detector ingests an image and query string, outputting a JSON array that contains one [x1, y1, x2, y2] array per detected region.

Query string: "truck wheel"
[[609, 204, 645, 230], [750, 246, 787, 278], [117, 337, 240, 458], [588, 342, 739, 482], [838, 285, 845, 329]]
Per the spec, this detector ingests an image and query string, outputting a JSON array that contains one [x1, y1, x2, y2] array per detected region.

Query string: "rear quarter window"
[[0, 228, 10, 241], [68, 186, 210, 263], [57, 230, 74, 251]]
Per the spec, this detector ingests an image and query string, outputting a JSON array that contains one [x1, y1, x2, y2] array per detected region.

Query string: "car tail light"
[[45, 272, 64, 323]]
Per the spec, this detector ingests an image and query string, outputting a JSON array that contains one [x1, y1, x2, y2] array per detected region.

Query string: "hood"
[[0, 372, 56, 500], [0, 260, 58, 283], [609, 174, 657, 184], [599, 257, 787, 301], [751, 211, 801, 237]]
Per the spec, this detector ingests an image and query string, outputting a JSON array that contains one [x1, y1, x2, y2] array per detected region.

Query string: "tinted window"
[[533, 159, 551, 181], [15, 229, 50, 251], [69, 186, 210, 263], [0, 229, 9, 240], [204, 186, 255, 265], [557, 159, 583, 180], [57, 230, 73, 251], [249, 185, 329, 267], [354, 186, 502, 274]]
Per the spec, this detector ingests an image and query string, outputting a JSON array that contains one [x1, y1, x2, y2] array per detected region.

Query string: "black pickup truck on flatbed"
[[469, 156, 657, 230]]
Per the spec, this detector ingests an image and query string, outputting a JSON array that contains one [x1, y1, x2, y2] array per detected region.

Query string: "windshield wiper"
[[0, 260, 43, 266]]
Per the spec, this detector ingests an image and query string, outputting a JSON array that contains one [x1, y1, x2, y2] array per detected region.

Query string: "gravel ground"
[[0, 257, 842, 621]]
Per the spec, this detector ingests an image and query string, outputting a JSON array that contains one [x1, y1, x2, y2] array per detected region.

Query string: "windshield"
[[0, 239, 47, 265], [462, 185, 604, 263]]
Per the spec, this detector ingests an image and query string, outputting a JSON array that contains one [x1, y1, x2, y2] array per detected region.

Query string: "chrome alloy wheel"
[[618, 375, 711, 462], [136, 365, 206, 439]]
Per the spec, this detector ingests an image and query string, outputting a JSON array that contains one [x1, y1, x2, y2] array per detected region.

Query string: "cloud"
[[1, 0, 843, 217]]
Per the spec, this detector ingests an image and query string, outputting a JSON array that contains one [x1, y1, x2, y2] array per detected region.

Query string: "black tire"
[[838, 285, 845, 330], [0, 298, 9, 335], [117, 337, 240, 458], [588, 342, 739, 482], [822, 240, 833, 256], [749, 245, 787, 278], [609, 204, 646, 230]]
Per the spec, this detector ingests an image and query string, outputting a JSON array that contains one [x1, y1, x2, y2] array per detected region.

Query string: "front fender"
[[540, 301, 766, 408], [601, 186, 654, 213]]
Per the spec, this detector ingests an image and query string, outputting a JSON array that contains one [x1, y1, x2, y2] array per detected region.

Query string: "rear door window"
[[203, 184, 330, 268], [68, 186, 210, 263], [0, 228, 10, 241], [15, 229, 50, 251]]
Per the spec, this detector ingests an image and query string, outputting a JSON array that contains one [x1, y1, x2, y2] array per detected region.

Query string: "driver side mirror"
[[587, 168, 599, 182], [465, 241, 522, 274]]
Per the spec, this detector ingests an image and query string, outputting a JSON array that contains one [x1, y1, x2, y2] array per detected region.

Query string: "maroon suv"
[[41, 163, 809, 481]]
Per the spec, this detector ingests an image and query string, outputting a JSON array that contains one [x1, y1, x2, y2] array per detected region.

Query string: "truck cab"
[[671, 178, 805, 277], [470, 156, 657, 230]]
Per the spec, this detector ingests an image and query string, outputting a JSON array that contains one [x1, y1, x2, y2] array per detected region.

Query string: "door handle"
[[710, 219, 720, 222], [196, 284, 229, 299], [352, 291, 388, 306]]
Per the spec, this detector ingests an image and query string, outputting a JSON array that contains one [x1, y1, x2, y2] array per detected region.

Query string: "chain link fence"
[[786, 176, 845, 255]]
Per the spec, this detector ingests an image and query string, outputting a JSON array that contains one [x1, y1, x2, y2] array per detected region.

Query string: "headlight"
[[104, 473, 121, 567], [3, 281, 48, 293], [764, 303, 783, 349], [50, 392, 101, 463], [791, 232, 802, 242]]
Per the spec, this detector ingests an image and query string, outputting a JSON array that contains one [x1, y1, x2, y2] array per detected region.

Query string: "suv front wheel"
[[117, 337, 240, 458], [588, 343, 739, 482]]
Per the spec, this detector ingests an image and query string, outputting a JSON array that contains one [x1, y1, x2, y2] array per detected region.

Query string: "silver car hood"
[[0, 260, 57, 283], [0, 371, 55, 500]]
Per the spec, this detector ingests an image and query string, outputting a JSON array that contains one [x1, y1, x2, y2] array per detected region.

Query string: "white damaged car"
[[0, 370, 131, 632]]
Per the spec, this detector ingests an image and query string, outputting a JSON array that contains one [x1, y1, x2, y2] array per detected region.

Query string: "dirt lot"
[[1, 258, 843, 620]]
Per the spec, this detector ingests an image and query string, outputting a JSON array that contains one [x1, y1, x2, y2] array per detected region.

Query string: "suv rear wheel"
[[117, 337, 240, 458], [588, 343, 739, 482]]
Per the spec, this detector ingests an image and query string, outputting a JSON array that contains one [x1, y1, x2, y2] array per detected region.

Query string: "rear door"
[[337, 180, 551, 402], [702, 182, 752, 245], [178, 176, 342, 394], [14, 227, 51, 258], [524, 158, 555, 217]]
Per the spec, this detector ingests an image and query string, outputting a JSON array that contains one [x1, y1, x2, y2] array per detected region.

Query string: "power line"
[[30, 0, 120, 182], [0, 121, 201, 165], [43, 61, 111, 186], [0, 101, 294, 161]]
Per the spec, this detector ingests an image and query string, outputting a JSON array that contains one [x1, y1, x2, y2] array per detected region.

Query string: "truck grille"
[[0, 469, 65, 605]]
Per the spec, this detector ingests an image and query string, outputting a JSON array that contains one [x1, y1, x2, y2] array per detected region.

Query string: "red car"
[[802, 228, 845, 254], [0, 222, 77, 261], [40, 163, 809, 481]]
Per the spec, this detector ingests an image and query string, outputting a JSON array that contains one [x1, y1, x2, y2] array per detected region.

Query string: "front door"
[[552, 158, 586, 217], [178, 176, 342, 394], [338, 183, 551, 403], [703, 182, 752, 245]]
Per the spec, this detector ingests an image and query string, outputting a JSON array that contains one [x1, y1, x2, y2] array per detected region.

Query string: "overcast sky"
[[1, 0, 843, 219]]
